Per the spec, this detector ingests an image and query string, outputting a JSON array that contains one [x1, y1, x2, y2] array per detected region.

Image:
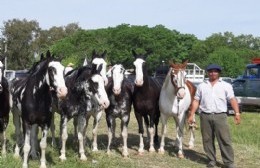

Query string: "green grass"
[[0, 111, 260, 168]]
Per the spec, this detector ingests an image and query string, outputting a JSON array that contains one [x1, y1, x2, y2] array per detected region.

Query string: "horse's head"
[[89, 65, 110, 109], [111, 64, 125, 95], [0, 57, 4, 92], [91, 50, 108, 86], [45, 51, 68, 100], [169, 60, 188, 99], [132, 49, 151, 87]]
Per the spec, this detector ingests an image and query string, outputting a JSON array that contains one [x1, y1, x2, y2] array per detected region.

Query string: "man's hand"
[[188, 113, 194, 125], [234, 113, 241, 125]]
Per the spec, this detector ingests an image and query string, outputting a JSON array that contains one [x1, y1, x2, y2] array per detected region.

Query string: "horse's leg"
[[59, 115, 68, 161], [158, 114, 168, 154], [73, 117, 78, 145], [106, 114, 113, 155], [154, 110, 160, 145], [135, 111, 144, 154], [176, 115, 185, 158], [188, 113, 196, 149], [84, 114, 91, 148], [92, 110, 102, 152], [148, 114, 155, 152], [78, 114, 87, 161], [50, 112, 57, 147], [12, 109, 23, 158], [143, 115, 150, 141], [30, 124, 40, 160], [39, 126, 48, 168], [121, 116, 129, 157], [22, 124, 31, 168]]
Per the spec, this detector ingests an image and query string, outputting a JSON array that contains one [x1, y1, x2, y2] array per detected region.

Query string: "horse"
[[50, 49, 108, 151], [0, 56, 10, 156], [59, 64, 110, 161], [158, 60, 196, 158], [11, 50, 68, 168], [132, 50, 161, 154], [105, 64, 133, 157]]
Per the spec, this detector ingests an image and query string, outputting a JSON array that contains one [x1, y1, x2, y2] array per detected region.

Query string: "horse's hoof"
[[158, 148, 165, 155], [22, 163, 28, 168], [149, 147, 155, 152], [40, 163, 47, 168], [92, 148, 99, 152], [178, 153, 184, 158], [122, 151, 129, 158], [59, 155, 67, 161], [80, 155, 87, 161], [13, 153, 20, 159]]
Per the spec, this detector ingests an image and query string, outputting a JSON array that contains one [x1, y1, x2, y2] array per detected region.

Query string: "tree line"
[[1, 18, 260, 77]]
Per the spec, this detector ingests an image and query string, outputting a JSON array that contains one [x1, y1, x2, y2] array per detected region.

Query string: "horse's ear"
[[169, 59, 176, 65], [92, 49, 96, 60], [40, 53, 44, 60], [132, 50, 137, 58], [46, 50, 51, 58], [83, 57, 88, 66], [182, 59, 189, 68], [182, 59, 189, 64], [101, 50, 107, 58]]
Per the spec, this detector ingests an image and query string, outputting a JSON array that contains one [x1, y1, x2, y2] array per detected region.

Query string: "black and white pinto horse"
[[0, 57, 10, 156], [105, 64, 133, 157], [158, 60, 196, 158], [132, 50, 161, 154], [11, 51, 68, 168], [59, 65, 109, 161], [50, 50, 109, 152]]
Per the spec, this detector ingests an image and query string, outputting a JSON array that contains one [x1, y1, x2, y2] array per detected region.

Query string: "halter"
[[170, 68, 186, 98]]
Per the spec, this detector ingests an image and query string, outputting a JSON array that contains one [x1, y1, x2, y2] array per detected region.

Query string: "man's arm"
[[229, 97, 241, 125], [188, 99, 199, 124]]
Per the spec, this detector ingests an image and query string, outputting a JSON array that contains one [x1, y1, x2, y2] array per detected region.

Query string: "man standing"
[[188, 64, 241, 168]]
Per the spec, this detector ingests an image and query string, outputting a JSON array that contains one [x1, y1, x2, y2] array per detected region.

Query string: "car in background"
[[4, 69, 29, 82]]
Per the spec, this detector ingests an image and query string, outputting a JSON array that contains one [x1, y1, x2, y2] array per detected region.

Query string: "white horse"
[[158, 60, 196, 158]]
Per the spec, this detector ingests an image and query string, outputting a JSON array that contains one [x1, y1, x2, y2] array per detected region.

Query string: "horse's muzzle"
[[57, 87, 68, 100]]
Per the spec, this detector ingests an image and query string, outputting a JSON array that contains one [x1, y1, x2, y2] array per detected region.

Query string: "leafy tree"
[[1, 19, 40, 69]]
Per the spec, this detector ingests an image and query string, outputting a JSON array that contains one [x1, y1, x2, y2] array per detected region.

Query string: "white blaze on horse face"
[[48, 61, 68, 99], [133, 58, 145, 86], [92, 58, 108, 86], [112, 64, 124, 95], [175, 70, 186, 99], [91, 74, 110, 109]]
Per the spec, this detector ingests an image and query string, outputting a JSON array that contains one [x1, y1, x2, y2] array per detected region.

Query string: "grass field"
[[0, 111, 259, 168]]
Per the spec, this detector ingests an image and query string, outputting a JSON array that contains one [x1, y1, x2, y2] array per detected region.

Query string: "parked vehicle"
[[232, 58, 260, 109], [4, 69, 29, 82]]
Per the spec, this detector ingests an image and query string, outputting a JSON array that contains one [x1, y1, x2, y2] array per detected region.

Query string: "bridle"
[[170, 68, 186, 97]]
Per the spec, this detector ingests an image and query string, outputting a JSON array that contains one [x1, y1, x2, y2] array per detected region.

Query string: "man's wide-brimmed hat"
[[206, 64, 222, 72]]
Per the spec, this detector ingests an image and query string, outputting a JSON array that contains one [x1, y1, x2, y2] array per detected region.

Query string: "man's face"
[[207, 69, 220, 81]]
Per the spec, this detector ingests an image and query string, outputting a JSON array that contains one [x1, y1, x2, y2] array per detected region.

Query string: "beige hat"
[[67, 62, 74, 67]]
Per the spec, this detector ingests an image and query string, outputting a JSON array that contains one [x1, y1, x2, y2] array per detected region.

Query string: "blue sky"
[[1, 0, 259, 40]]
